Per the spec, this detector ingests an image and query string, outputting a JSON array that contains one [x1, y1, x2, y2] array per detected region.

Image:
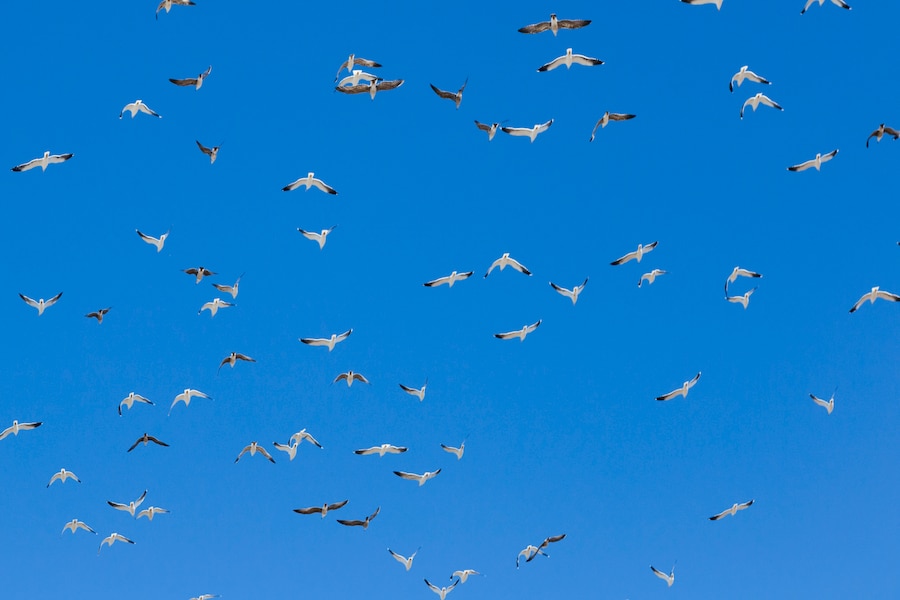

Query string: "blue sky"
[[2, 1, 899, 598]]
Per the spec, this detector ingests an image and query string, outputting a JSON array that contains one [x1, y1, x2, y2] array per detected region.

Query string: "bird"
[[298, 226, 337, 250], [441, 440, 465, 460], [335, 54, 382, 81], [119, 392, 153, 416], [47, 469, 81, 487], [19, 292, 63, 316], [810, 390, 836, 414], [393, 469, 441, 486], [787, 149, 839, 172], [656, 372, 702, 401], [119, 99, 161, 119], [136, 506, 169, 521], [849, 286, 900, 313], [337, 506, 380, 529], [196, 140, 222, 164], [235, 441, 276, 464], [170, 66, 212, 89], [0, 420, 42, 441], [527, 534, 567, 563], [801, 0, 850, 13], [388, 548, 419, 571], [272, 441, 300, 460], [300, 329, 352, 351], [517, 545, 542, 568], [290, 429, 324, 448], [184, 267, 216, 283], [474, 120, 503, 141], [726, 287, 757, 309], [451, 570, 481, 584], [538, 48, 603, 72], [282, 172, 338, 194], [199, 298, 234, 317], [638, 269, 667, 287], [484, 253, 531, 277], [169, 388, 212, 415], [424, 271, 474, 287], [550, 279, 589, 305], [517, 13, 591, 36], [189, 596, 218, 600], [651, 564, 675, 587], [399, 381, 427, 401], [709, 499, 755, 520], [127, 433, 169, 452], [98, 533, 135, 553], [212, 274, 243, 298], [494, 320, 542, 342], [867, 123, 900, 148], [501, 119, 554, 143], [337, 69, 380, 87], [218, 352, 255, 373], [61, 519, 96, 535], [355, 444, 408, 457], [136, 229, 168, 252], [335, 79, 404, 100], [334, 371, 369, 387], [425, 579, 459, 600], [590, 112, 636, 141], [85, 307, 111, 323], [740, 93, 783, 119], [156, 0, 195, 19], [611, 241, 658, 265], [727, 267, 762, 285], [11, 150, 74, 172], [107, 490, 148, 517], [729, 66, 771, 92], [294, 500, 349, 518], [430, 79, 468, 109], [681, 0, 723, 8]]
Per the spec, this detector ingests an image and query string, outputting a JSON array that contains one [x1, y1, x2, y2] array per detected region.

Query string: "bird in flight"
[[424, 578, 459, 599], [290, 428, 324, 449], [119, 99, 161, 119], [849, 286, 900, 313], [810, 390, 835, 414], [196, 141, 222, 164], [729, 66, 771, 92], [0, 420, 42, 441], [107, 490, 148, 517], [451, 569, 481, 584], [726, 267, 762, 285], [801, 0, 850, 13], [355, 444, 408, 457], [494, 320, 542, 342], [19, 292, 63, 316], [119, 392, 153, 416], [474, 120, 503, 141], [550, 279, 589, 305], [11, 151, 74, 172], [681, 0, 723, 8], [336, 79, 404, 100], [337, 506, 380, 529], [518, 13, 591, 36], [740, 93, 783, 119], [136, 229, 168, 252], [709, 499, 754, 520], [334, 371, 369, 387], [218, 352, 255, 373], [47, 468, 81, 487], [169, 388, 212, 415], [590, 112, 635, 141], [136, 506, 169, 521], [656, 372, 701, 401], [611, 241, 658, 265], [388, 547, 419, 571], [235, 441, 276, 464], [294, 500, 349, 518], [537, 48, 603, 72], [424, 271, 474, 288], [394, 469, 441, 486], [184, 267, 216, 283], [501, 119, 553, 143], [62, 519, 96, 535], [726, 287, 757, 309], [156, 0, 195, 19], [867, 123, 900, 148], [638, 269, 667, 288], [300, 329, 352, 351], [787, 149, 838, 172], [430, 78, 468, 109], [98, 532, 135, 554], [170, 66, 212, 90], [518, 534, 566, 567], [127, 433, 169, 452], [85, 307, 111, 324], [337, 69, 380, 88], [199, 298, 234, 317], [484, 253, 531, 277], [212, 274, 243, 298], [441, 440, 465, 460], [282, 172, 338, 195], [651, 564, 676, 587], [399, 381, 427, 401], [334, 54, 382, 82], [298, 226, 337, 250]]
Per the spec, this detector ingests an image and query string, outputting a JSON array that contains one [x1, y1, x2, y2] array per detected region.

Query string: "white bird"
[[107, 490, 148, 517], [273, 440, 300, 460], [290, 428, 324, 448], [119, 392, 154, 416], [639, 269, 667, 287], [136, 506, 169, 521], [196, 140, 221, 164], [156, 0, 195, 19], [430, 79, 468, 109], [0, 420, 42, 441], [849, 286, 900, 313], [98, 532, 135, 553], [300, 329, 352, 351], [656, 372, 701, 401], [235, 441, 276, 464], [537, 48, 603, 72], [867, 123, 900, 148], [189, 595, 219, 600], [135, 229, 169, 253], [184, 266, 216, 283], [611, 241, 658, 265], [19, 292, 63, 316], [810, 390, 835, 415], [62, 519, 96, 535], [518, 13, 591, 36], [424, 271, 474, 288], [119, 99, 161, 119], [590, 112, 636, 141], [334, 371, 369, 387], [787, 149, 839, 172], [337, 69, 380, 87], [212, 274, 243, 298], [425, 579, 459, 600], [680, 0, 723, 8], [282, 172, 338, 195], [740, 93, 783, 119], [169, 388, 212, 415], [218, 352, 255, 373], [474, 120, 503, 141], [170, 66, 212, 89], [726, 287, 756, 309], [494, 320, 541, 342], [441, 440, 465, 460], [337, 506, 380, 529], [801, 0, 850, 13], [47, 468, 81, 487], [199, 298, 234, 317], [335, 79, 404, 100], [294, 500, 349, 518], [355, 443, 408, 457], [298, 225, 337, 250], [451, 570, 481, 584], [550, 278, 588, 305], [727, 267, 762, 284], [517, 545, 541, 567], [651, 564, 675, 587], [729, 66, 771, 92], [399, 381, 427, 401], [518, 534, 567, 567], [501, 119, 554, 143], [11, 150, 74, 172], [394, 469, 441, 486], [389, 548, 419, 571], [334, 54, 382, 81], [484, 253, 531, 277], [709, 499, 754, 520]]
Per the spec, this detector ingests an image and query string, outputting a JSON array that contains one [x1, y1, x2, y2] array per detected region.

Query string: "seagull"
[[85, 307, 111, 323], [127, 433, 169, 452], [335, 54, 382, 81], [394, 469, 441, 486], [424, 271, 474, 287], [0, 420, 42, 441], [212, 274, 243, 298], [740, 93, 783, 119], [169, 388, 212, 415], [19, 292, 63, 316], [849, 286, 900, 313], [300, 329, 353, 351], [337, 69, 380, 87], [727, 267, 762, 284], [726, 287, 757, 309], [611, 241, 658, 266], [527, 534, 567, 563], [425, 579, 459, 600], [184, 267, 216, 283], [282, 172, 338, 194], [47, 468, 81, 487], [119, 392, 154, 416], [170, 66, 212, 89], [430, 79, 467, 109], [294, 500, 349, 518], [451, 570, 481, 584], [98, 533, 135, 553], [810, 390, 835, 414], [199, 298, 234, 317], [156, 0, 195, 19], [334, 371, 369, 387], [119, 99, 161, 119], [298, 225, 337, 250], [11, 151, 74, 172], [290, 428, 324, 448], [787, 149, 839, 172], [538, 48, 603, 72], [484, 253, 531, 277], [801, 0, 850, 13], [218, 352, 255, 373], [729, 66, 771, 92], [272, 440, 300, 460], [656, 372, 701, 401], [550, 278, 589, 305], [441, 440, 465, 460], [337, 506, 380, 529], [136, 506, 169, 521], [335, 79, 404, 100], [107, 490, 148, 517], [474, 120, 503, 141], [867, 123, 900, 148], [494, 320, 541, 342], [136, 229, 168, 252], [650, 565, 675, 587], [355, 443, 408, 457], [62, 519, 96, 535], [189, 596, 219, 600], [681, 0, 723, 8], [518, 13, 591, 36], [638, 269, 667, 287], [501, 119, 554, 143], [235, 441, 276, 464], [388, 547, 419, 571], [196, 140, 221, 164], [590, 112, 636, 141], [399, 381, 427, 401], [709, 499, 754, 520]]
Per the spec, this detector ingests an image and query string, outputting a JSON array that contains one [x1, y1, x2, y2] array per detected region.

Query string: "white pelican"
[[424, 271, 474, 287], [451, 570, 481, 584], [212, 274, 242, 298], [389, 547, 419, 571], [127, 433, 169, 452], [484, 253, 531, 277], [337, 506, 380, 529], [726, 287, 756, 309], [425, 579, 459, 600], [474, 120, 503, 141], [0, 420, 42, 441], [62, 519, 96, 535], [590, 112, 636, 141], [169, 388, 212, 415], [709, 499, 754, 520], [727, 267, 762, 284], [98, 532, 135, 553], [11, 150, 74, 172], [394, 469, 441, 486], [273, 440, 299, 460], [518, 13, 591, 36], [335, 79, 404, 100], [119, 392, 153, 416], [740, 93, 783, 119], [170, 66, 212, 89], [494, 320, 542, 341], [298, 225, 337, 249], [184, 266, 216, 283], [801, 0, 850, 13], [787, 149, 838, 172], [136, 229, 168, 252], [235, 441, 276, 464], [85, 307, 111, 323], [337, 69, 380, 87], [218, 352, 255, 373], [119, 99, 161, 119], [611, 241, 658, 265], [136, 506, 169, 521], [501, 119, 553, 143], [293, 500, 348, 518], [196, 140, 221, 164], [681, 0, 723, 8], [430, 78, 467, 109], [638, 269, 667, 287], [107, 490, 147, 517], [867, 123, 900, 148], [156, 0, 195, 19], [47, 468, 81, 487], [538, 48, 603, 72], [729, 66, 771, 92], [300, 329, 352, 351], [550, 278, 588, 305], [199, 297, 234, 317], [334, 371, 369, 387], [441, 440, 465, 460], [849, 286, 900, 313], [810, 390, 835, 414], [19, 292, 62, 316], [399, 381, 427, 401], [290, 428, 324, 448], [656, 372, 701, 401], [651, 564, 675, 587], [282, 172, 338, 194], [335, 54, 382, 81], [355, 444, 407, 457]]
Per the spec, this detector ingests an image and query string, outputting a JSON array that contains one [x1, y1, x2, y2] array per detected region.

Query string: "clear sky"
[[2, 1, 899, 598]]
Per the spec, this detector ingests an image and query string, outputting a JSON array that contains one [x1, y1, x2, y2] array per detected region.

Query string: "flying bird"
[[119, 392, 153, 416], [119, 99, 161, 119], [196, 140, 221, 164], [849, 286, 900, 313], [169, 388, 212, 415], [474, 120, 503, 141], [518, 13, 591, 36], [810, 391, 835, 414], [709, 499, 754, 520], [611, 241, 658, 265], [294, 500, 349, 518], [681, 0, 723, 8], [430, 79, 468, 109], [335, 79, 404, 100], [300, 329, 352, 351], [550, 279, 589, 305], [62, 519, 96, 535], [107, 490, 148, 517], [235, 441, 276, 464], [337, 69, 380, 87], [389, 548, 419, 571], [740, 93, 783, 119], [127, 433, 169, 452], [156, 0, 195, 19], [337, 506, 380, 529], [335, 54, 382, 81], [651, 564, 675, 587], [484, 253, 531, 277], [272, 440, 300, 461], [801, 0, 850, 13], [189, 596, 219, 600], [656, 372, 701, 401], [136, 229, 168, 252], [501, 119, 553, 143], [517, 534, 566, 567], [212, 274, 243, 298], [726, 287, 757, 309], [441, 440, 465, 460], [867, 123, 900, 148], [170, 66, 212, 89], [590, 112, 636, 141], [334, 371, 369, 387], [451, 570, 481, 584], [638, 269, 667, 287], [85, 307, 111, 323], [399, 381, 427, 401], [0, 420, 42, 441], [787, 149, 838, 172], [136, 506, 169, 521], [218, 352, 255, 373], [47, 468, 81, 487], [494, 320, 542, 342], [184, 267, 216, 283], [290, 429, 324, 448], [424, 271, 474, 288], [537, 48, 603, 72], [729, 66, 771, 92], [297, 225, 337, 250], [19, 292, 63, 316], [394, 469, 441, 486], [98, 533, 135, 554], [424, 579, 459, 600], [199, 298, 234, 317], [355, 444, 407, 457], [726, 267, 762, 285], [282, 172, 338, 194], [11, 151, 74, 172]]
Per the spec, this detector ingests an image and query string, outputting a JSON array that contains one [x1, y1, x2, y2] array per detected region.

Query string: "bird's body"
[[452, 570, 480, 584], [399, 382, 427, 401], [212, 274, 242, 298], [136, 229, 168, 252], [107, 490, 148, 517], [801, 0, 850, 13], [727, 267, 762, 284], [290, 428, 324, 448], [12, 151, 74, 172], [355, 444, 407, 457], [867, 123, 900, 148], [518, 534, 566, 567], [169, 388, 212, 415], [98, 533, 134, 553], [19, 292, 63, 316], [709, 499, 754, 520], [729, 66, 770, 92], [336, 79, 404, 100], [550, 278, 588, 305], [494, 320, 542, 342], [656, 372, 701, 401], [127, 433, 169, 452], [300, 329, 352, 351], [538, 48, 603, 72], [170, 66, 212, 89], [119, 392, 153, 416], [0, 420, 42, 441], [726, 287, 756, 309], [590, 112, 635, 141], [337, 506, 380, 529], [184, 267, 216, 283], [199, 298, 234, 317], [424, 271, 474, 287], [639, 269, 667, 287], [611, 241, 658, 265], [787, 149, 839, 172], [282, 172, 338, 194], [298, 226, 337, 250], [294, 500, 349, 518], [740, 93, 783, 119], [501, 119, 553, 143], [156, 0, 195, 19], [235, 441, 276, 464], [474, 120, 502, 141], [651, 565, 675, 587], [430, 79, 467, 109], [518, 13, 591, 36], [389, 548, 418, 570], [441, 441, 465, 460], [849, 286, 900, 313], [810, 391, 835, 414], [62, 519, 96, 535], [218, 352, 255, 373], [485, 253, 531, 277], [196, 140, 221, 164], [47, 468, 81, 487], [334, 371, 369, 387], [85, 307, 111, 323], [272, 440, 299, 461], [425, 579, 459, 600], [136, 506, 169, 521], [119, 100, 161, 119], [394, 469, 441, 486]]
